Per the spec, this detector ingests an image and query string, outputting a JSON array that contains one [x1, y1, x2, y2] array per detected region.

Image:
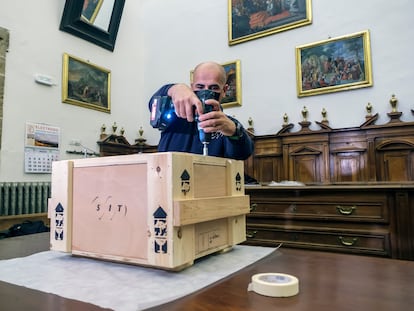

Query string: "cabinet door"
[[375, 138, 414, 182], [291, 154, 321, 183], [379, 150, 414, 181], [253, 136, 282, 182], [331, 151, 367, 182], [256, 157, 281, 182]]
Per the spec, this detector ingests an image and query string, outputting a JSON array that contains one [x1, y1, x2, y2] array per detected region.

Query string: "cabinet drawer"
[[249, 194, 389, 222], [246, 225, 391, 257]]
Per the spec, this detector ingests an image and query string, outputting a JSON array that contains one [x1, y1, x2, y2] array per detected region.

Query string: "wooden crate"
[[48, 152, 249, 270]]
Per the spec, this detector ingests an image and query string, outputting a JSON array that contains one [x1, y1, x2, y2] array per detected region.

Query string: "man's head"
[[191, 62, 228, 101]]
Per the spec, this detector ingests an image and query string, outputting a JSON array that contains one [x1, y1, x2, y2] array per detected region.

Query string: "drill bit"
[[202, 143, 209, 156]]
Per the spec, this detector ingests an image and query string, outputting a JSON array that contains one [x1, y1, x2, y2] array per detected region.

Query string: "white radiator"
[[0, 182, 50, 216]]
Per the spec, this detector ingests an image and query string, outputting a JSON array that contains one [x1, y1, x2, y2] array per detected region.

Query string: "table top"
[[1, 247, 414, 311], [245, 182, 414, 190]]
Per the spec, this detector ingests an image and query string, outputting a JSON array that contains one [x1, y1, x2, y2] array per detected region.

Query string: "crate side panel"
[[72, 163, 148, 260]]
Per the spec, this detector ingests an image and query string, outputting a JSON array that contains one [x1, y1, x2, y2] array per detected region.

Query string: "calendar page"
[[24, 122, 60, 174]]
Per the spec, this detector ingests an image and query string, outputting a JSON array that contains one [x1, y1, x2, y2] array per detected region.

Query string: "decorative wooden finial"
[[100, 124, 107, 139], [321, 108, 327, 122], [301, 106, 308, 122], [283, 113, 289, 125], [387, 94, 402, 123], [247, 117, 254, 132], [366, 102, 373, 116], [389, 94, 398, 112]]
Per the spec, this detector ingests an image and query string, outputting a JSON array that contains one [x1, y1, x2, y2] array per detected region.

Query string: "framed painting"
[[62, 53, 111, 113], [60, 0, 125, 51], [221, 60, 242, 108], [229, 0, 312, 46], [296, 30, 373, 97]]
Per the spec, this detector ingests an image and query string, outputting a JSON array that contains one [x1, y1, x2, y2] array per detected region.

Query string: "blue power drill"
[[150, 89, 220, 155]]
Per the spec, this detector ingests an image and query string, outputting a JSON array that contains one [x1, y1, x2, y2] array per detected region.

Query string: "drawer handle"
[[339, 236, 358, 246], [336, 205, 356, 215], [246, 230, 257, 238], [250, 203, 257, 212], [289, 204, 297, 213], [291, 233, 299, 241]]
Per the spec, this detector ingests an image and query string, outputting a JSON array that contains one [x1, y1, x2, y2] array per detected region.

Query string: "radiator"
[[0, 182, 51, 216]]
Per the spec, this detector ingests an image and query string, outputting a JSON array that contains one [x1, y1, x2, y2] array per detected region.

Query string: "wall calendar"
[[24, 122, 60, 173]]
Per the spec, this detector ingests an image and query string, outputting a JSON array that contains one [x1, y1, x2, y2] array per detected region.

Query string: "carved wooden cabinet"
[[245, 185, 414, 260], [98, 133, 157, 156], [245, 118, 414, 184], [242, 110, 414, 260]]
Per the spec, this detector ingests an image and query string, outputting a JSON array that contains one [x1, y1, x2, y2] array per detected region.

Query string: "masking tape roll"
[[247, 273, 299, 297]]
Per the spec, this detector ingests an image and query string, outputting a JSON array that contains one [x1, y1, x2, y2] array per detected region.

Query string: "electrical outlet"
[[69, 139, 81, 146]]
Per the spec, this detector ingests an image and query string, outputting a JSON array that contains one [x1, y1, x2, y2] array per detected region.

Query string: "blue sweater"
[[148, 84, 254, 160]]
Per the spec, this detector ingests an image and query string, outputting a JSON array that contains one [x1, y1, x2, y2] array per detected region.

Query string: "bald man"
[[148, 61, 253, 160]]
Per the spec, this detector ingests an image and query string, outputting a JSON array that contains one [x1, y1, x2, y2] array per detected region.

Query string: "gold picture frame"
[[221, 60, 242, 108], [229, 0, 312, 46], [81, 0, 104, 24], [296, 30, 373, 97], [62, 53, 111, 113]]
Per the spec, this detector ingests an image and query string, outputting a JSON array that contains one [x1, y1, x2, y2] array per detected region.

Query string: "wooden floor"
[[0, 232, 50, 260]]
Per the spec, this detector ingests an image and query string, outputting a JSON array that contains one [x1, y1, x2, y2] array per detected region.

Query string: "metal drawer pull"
[[246, 230, 258, 238], [289, 204, 297, 213], [336, 205, 356, 215], [339, 236, 358, 246], [250, 203, 257, 212]]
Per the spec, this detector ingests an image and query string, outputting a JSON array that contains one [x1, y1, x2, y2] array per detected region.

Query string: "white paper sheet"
[[0, 245, 275, 311]]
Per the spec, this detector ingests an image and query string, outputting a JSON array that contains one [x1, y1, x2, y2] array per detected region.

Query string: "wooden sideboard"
[[244, 184, 414, 260], [242, 108, 414, 260]]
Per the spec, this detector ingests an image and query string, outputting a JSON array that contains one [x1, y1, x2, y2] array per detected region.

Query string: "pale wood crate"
[[48, 152, 249, 270]]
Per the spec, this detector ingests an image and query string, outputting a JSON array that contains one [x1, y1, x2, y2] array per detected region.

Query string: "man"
[[149, 61, 253, 160]]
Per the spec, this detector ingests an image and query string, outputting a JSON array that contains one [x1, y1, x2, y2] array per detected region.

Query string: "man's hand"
[[197, 110, 237, 137], [167, 84, 202, 122], [168, 84, 227, 133]]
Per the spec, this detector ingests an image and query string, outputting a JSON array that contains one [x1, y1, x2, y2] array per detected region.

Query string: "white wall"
[[0, 0, 146, 181], [141, 0, 414, 135], [0, 0, 413, 181]]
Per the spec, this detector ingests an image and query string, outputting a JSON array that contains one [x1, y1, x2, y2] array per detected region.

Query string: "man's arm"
[[223, 117, 254, 160]]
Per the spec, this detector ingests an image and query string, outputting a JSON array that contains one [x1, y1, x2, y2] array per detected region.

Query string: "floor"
[[0, 232, 50, 260]]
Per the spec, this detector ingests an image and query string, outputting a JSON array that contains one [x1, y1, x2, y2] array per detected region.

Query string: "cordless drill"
[[194, 90, 217, 156], [150, 89, 220, 156]]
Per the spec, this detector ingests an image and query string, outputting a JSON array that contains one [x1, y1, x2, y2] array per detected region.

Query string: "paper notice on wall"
[[24, 122, 60, 173]]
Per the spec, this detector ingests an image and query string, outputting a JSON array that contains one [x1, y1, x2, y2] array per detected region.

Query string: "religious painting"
[[229, 0, 312, 45], [62, 53, 111, 113], [296, 30, 373, 97]]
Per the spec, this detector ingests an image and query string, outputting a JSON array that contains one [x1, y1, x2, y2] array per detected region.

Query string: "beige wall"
[[0, 0, 413, 181]]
